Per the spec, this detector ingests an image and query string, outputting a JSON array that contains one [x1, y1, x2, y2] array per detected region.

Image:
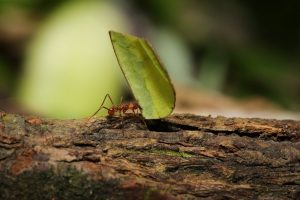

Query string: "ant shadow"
[[106, 114, 147, 130]]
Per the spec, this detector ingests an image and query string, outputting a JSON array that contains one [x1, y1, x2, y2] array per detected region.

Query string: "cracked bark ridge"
[[0, 113, 299, 200]]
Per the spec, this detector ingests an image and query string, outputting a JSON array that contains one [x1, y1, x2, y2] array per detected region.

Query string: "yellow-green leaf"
[[109, 31, 176, 119]]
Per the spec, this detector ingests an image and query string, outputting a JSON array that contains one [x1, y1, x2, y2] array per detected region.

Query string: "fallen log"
[[0, 113, 299, 199]]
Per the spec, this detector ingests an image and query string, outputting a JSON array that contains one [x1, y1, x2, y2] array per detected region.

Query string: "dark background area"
[[0, 0, 299, 118]]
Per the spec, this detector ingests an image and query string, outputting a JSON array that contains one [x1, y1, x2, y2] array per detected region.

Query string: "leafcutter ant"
[[87, 94, 146, 127]]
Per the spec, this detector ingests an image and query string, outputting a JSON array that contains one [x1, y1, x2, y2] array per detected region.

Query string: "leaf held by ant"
[[109, 31, 176, 119]]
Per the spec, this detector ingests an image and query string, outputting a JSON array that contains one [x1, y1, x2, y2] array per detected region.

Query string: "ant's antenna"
[[119, 96, 123, 104]]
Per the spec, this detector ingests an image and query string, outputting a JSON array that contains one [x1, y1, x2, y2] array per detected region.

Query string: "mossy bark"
[[0, 113, 299, 200]]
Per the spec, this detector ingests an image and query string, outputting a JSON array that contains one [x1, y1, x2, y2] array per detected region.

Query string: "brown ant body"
[[88, 94, 142, 121]]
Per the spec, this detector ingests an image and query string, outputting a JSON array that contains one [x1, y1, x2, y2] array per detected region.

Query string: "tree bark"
[[0, 112, 299, 200]]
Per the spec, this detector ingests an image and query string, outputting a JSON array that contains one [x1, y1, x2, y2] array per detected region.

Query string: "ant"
[[87, 94, 145, 125]]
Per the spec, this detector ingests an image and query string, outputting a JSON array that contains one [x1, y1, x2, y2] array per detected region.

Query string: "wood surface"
[[0, 112, 299, 200]]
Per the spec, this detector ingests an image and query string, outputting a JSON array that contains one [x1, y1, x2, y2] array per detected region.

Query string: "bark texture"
[[0, 112, 299, 200]]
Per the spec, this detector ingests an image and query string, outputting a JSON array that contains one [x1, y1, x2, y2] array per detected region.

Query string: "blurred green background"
[[0, 0, 299, 119]]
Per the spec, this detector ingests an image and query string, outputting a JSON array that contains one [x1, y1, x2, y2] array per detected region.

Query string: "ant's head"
[[108, 108, 115, 116]]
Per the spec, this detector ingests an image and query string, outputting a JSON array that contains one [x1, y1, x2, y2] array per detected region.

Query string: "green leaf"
[[109, 31, 176, 119]]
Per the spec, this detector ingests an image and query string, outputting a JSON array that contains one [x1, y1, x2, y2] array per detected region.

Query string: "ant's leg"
[[106, 93, 115, 106], [135, 108, 147, 126], [119, 96, 124, 118], [96, 94, 114, 111], [137, 107, 142, 115], [139, 109, 147, 126], [87, 106, 110, 122], [109, 110, 123, 128], [132, 108, 137, 116], [139, 116, 147, 127], [96, 93, 115, 108], [120, 111, 124, 128], [122, 107, 128, 115], [119, 96, 123, 104], [87, 94, 114, 121]]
